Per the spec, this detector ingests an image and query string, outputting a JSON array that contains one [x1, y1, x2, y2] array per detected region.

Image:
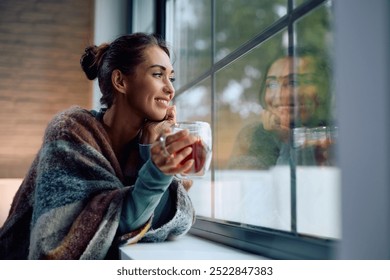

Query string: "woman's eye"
[[266, 80, 279, 89], [153, 72, 163, 78], [152, 72, 175, 83]]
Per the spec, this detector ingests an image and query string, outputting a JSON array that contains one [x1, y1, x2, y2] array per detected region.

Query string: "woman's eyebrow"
[[149, 64, 175, 74]]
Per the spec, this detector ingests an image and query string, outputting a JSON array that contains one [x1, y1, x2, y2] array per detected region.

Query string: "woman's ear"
[[111, 69, 127, 94]]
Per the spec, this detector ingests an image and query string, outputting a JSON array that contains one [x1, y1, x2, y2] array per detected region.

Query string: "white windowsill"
[[120, 234, 268, 260]]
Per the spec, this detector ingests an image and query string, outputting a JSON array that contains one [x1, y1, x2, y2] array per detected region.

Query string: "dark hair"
[[80, 33, 170, 108]]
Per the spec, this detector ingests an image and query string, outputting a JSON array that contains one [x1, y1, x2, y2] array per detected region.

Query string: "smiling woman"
[[0, 33, 199, 260]]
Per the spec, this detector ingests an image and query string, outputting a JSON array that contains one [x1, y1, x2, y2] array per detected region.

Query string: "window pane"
[[166, 0, 212, 89], [294, 0, 308, 7], [132, 0, 154, 33], [166, 0, 338, 255], [174, 78, 213, 217], [215, 0, 287, 61], [294, 1, 340, 238], [214, 32, 291, 230]]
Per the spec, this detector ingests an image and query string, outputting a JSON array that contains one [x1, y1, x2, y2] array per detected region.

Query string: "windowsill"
[[119, 234, 268, 260]]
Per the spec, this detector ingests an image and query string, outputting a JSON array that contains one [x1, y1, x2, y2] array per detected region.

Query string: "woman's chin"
[[148, 113, 167, 122]]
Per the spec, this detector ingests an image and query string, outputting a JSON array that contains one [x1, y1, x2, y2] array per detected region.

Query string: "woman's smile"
[[155, 97, 170, 108]]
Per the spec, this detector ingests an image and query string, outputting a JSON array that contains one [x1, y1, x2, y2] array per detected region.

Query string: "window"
[[131, 0, 155, 33], [166, 0, 338, 259]]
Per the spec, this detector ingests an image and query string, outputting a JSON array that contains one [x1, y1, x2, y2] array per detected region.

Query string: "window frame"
[[161, 0, 337, 259], [191, 217, 336, 259]]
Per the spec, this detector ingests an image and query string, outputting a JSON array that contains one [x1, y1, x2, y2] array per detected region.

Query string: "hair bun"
[[80, 45, 99, 80]]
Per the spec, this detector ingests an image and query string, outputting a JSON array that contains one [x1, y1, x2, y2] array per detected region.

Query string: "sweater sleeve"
[[118, 147, 174, 234]]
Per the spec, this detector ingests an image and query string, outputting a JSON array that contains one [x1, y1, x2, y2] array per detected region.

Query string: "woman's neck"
[[102, 104, 143, 158]]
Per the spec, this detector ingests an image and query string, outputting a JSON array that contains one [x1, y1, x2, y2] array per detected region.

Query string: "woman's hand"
[[141, 105, 177, 144], [150, 129, 197, 175], [260, 109, 290, 141]]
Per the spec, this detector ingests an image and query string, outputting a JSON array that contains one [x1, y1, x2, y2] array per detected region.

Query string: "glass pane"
[[294, 0, 308, 7], [214, 31, 291, 231], [167, 0, 338, 242], [132, 0, 155, 33], [173, 78, 213, 217], [294, 1, 340, 238], [215, 0, 287, 61], [166, 0, 212, 89]]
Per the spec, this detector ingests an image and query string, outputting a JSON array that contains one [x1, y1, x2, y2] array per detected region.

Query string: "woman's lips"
[[155, 98, 169, 107]]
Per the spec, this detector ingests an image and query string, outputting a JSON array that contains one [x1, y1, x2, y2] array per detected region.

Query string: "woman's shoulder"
[[236, 121, 266, 139], [52, 105, 94, 121], [43, 106, 101, 142]]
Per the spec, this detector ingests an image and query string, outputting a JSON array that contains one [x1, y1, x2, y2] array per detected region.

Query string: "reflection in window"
[[294, 2, 340, 239], [218, 32, 286, 170], [228, 49, 335, 169], [221, 1, 338, 238], [215, 31, 291, 230], [168, 0, 338, 257]]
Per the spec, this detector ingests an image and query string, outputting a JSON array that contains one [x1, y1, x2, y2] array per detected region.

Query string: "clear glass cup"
[[172, 121, 212, 177], [293, 127, 307, 148], [293, 126, 338, 148]]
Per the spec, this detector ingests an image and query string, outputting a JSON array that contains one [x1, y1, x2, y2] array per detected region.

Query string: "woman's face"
[[264, 56, 319, 127], [124, 45, 175, 121]]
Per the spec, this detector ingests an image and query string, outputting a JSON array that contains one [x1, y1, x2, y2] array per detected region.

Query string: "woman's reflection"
[[228, 49, 335, 169]]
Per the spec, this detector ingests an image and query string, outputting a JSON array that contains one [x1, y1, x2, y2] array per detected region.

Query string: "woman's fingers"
[[261, 110, 281, 131], [165, 105, 176, 123], [165, 129, 189, 144], [165, 130, 197, 154], [178, 159, 195, 174], [180, 159, 195, 174], [151, 139, 195, 175], [141, 107, 175, 144]]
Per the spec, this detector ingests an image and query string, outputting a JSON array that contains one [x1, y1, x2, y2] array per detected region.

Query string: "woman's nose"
[[273, 83, 294, 105], [163, 80, 175, 98], [281, 84, 293, 100]]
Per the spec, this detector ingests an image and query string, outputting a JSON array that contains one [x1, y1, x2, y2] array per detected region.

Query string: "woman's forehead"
[[142, 46, 174, 72], [268, 56, 314, 76]]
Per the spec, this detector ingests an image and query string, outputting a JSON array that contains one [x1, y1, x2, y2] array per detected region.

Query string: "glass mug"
[[171, 121, 212, 177], [293, 126, 338, 148], [292, 126, 338, 165]]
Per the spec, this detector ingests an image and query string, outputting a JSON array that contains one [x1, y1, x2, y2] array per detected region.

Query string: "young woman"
[[0, 33, 197, 259]]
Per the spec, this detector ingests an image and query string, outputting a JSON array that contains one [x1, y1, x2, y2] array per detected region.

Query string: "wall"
[[335, 0, 390, 259], [0, 0, 94, 178], [92, 0, 128, 110]]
